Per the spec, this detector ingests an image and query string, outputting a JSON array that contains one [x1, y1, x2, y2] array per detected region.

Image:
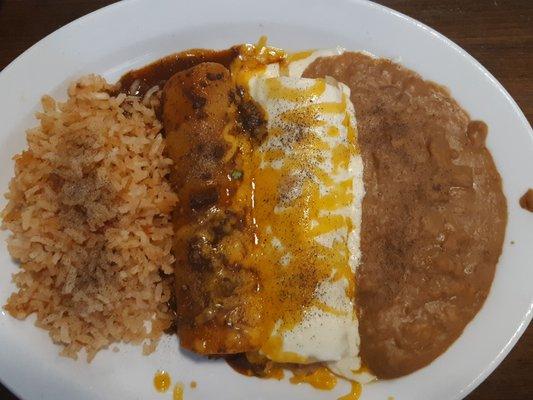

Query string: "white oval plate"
[[0, 0, 531, 399]]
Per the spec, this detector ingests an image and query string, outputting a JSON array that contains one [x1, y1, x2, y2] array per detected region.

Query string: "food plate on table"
[[0, 1, 531, 400]]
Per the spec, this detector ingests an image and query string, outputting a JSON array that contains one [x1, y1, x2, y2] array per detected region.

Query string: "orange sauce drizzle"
[[173, 383, 184, 400], [230, 36, 286, 90], [261, 335, 308, 364], [279, 50, 314, 75], [338, 382, 362, 400], [285, 50, 314, 63], [328, 125, 340, 137], [265, 78, 326, 102], [311, 300, 348, 317], [289, 367, 338, 390], [153, 370, 171, 393]]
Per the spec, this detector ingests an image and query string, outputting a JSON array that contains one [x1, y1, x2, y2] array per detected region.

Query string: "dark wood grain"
[[0, 1, 531, 399]]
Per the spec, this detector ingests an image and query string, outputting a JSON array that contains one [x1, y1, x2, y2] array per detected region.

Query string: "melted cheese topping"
[[280, 47, 345, 77], [153, 370, 171, 393], [338, 382, 363, 400], [290, 367, 338, 390], [227, 39, 373, 384], [250, 57, 363, 367], [173, 383, 184, 400]]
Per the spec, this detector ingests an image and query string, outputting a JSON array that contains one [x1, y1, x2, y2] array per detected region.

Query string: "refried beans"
[[304, 52, 507, 378]]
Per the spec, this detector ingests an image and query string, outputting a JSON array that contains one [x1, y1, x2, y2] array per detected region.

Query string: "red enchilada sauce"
[[115, 47, 239, 97]]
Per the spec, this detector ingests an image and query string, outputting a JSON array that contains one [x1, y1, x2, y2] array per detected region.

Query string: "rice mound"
[[2, 75, 178, 360]]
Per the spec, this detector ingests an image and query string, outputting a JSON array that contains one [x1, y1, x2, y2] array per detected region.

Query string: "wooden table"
[[0, 1, 531, 399]]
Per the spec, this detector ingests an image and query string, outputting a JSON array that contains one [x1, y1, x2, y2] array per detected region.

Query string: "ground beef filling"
[[304, 52, 507, 378]]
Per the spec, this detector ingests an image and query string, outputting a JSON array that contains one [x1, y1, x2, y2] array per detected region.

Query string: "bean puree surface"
[[304, 53, 507, 378]]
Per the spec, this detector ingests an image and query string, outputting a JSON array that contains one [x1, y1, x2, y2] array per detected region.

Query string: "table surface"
[[0, 0, 531, 399]]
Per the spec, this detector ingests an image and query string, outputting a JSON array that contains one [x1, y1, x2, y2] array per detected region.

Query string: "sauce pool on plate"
[[519, 189, 533, 212], [153, 370, 172, 393], [173, 383, 184, 400]]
